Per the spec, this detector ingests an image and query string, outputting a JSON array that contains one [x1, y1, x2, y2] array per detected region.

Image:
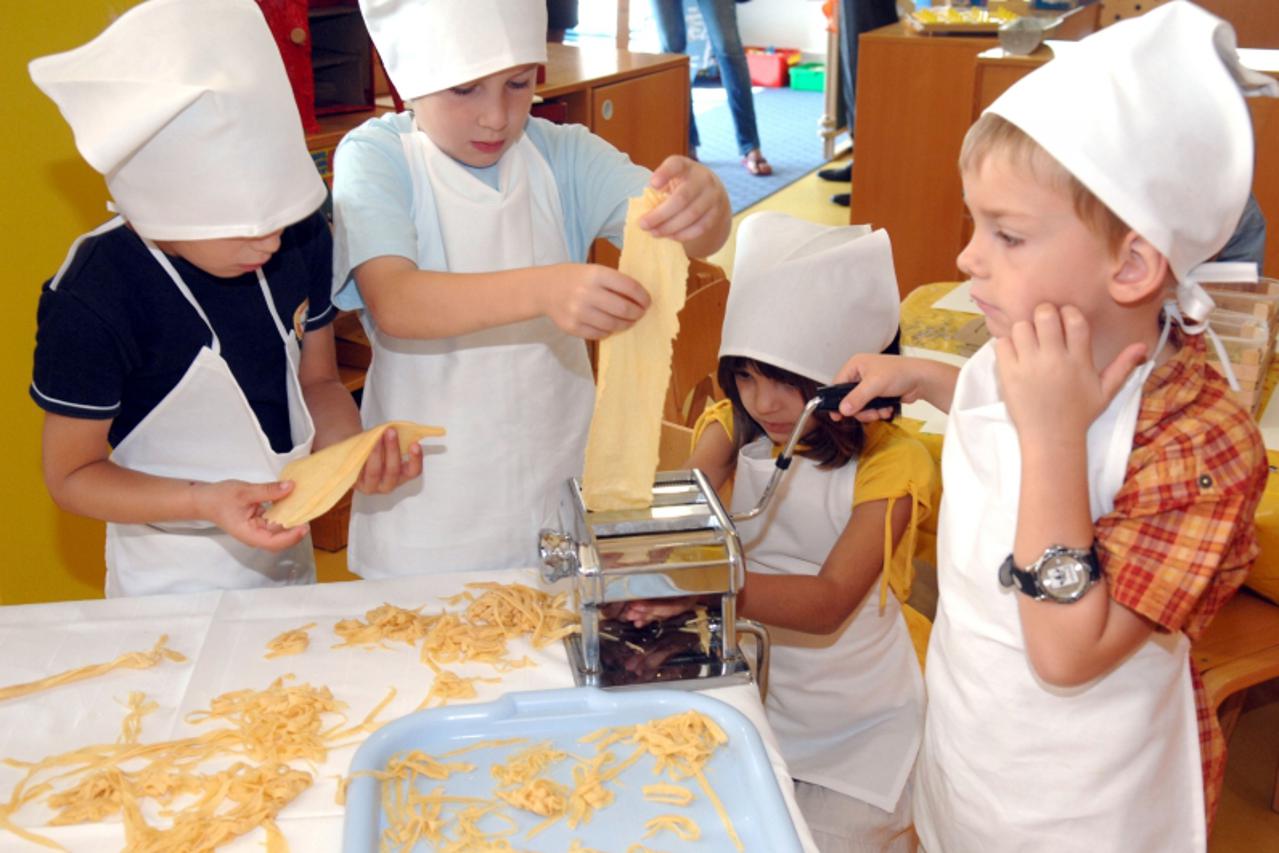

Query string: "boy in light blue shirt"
[[333, 0, 731, 578]]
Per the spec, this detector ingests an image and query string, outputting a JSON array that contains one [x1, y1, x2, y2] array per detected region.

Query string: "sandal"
[[742, 150, 773, 177]]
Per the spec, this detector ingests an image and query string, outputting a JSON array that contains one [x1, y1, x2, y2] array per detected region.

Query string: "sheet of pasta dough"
[[264, 420, 444, 527], [582, 188, 690, 510]]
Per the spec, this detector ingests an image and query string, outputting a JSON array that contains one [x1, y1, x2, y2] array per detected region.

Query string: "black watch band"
[[998, 557, 1042, 597], [999, 544, 1101, 602]]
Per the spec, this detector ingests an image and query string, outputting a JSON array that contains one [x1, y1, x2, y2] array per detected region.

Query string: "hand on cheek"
[[995, 303, 1146, 443]]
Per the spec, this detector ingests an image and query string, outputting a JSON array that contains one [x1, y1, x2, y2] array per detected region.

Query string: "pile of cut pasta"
[[0, 674, 395, 851], [0, 581, 580, 850], [357, 710, 743, 852]]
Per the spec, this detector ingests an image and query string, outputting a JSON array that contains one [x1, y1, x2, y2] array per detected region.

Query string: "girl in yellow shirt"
[[621, 213, 937, 852]]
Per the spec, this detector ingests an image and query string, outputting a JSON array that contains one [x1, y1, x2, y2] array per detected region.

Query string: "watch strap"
[[999, 544, 1101, 600], [998, 555, 1042, 597]]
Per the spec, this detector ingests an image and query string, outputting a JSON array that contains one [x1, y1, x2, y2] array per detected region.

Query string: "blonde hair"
[[959, 114, 1132, 256]]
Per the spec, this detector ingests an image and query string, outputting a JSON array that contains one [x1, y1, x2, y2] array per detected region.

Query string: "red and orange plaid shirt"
[[1095, 328, 1269, 832]]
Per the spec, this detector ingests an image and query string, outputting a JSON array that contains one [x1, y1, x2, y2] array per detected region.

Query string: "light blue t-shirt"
[[330, 112, 653, 309]]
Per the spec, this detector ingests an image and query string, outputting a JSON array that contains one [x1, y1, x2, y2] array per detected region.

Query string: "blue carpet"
[[692, 85, 825, 214]]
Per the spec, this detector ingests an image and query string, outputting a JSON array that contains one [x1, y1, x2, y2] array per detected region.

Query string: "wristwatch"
[[999, 544, 1101, 604]]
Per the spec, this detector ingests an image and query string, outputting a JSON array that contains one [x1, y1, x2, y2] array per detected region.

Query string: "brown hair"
[[717, 356, 865, 469], [959, 113, 1132, 256]]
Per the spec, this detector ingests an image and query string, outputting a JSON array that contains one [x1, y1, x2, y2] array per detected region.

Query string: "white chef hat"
[[720, 212, 900, 385], [985, 0, 1278, 323], [360, 0, 547, 101], [29, 0, 325, 242]]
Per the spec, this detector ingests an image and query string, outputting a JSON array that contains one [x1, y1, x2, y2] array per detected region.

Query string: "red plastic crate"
[[745, 47, 801, 88]]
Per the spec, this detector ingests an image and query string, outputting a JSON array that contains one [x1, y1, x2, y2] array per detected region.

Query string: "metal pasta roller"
[[538, 382, 898, 698]]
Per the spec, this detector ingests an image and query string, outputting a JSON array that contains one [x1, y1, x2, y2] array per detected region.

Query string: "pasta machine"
[[538, 382, 898, 698]]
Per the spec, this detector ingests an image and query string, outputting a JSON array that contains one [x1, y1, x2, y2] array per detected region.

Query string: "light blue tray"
[[343, 686, 803, 852]]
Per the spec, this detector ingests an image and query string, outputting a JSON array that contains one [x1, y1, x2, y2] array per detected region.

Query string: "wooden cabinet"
[[850, 6, 1277, 296], [847, 23, 999, 296], [592, 67, 691, 171], [305, 43, 688, 187]]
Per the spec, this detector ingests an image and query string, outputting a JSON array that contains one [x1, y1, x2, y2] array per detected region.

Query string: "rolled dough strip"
[[582, 188, 690, 510], [264, 420, 444, 527]]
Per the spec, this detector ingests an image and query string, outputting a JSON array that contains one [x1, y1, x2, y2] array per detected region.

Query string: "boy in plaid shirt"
[[834, 3, 1274, 850]]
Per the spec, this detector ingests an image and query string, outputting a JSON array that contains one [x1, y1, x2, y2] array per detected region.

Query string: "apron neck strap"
[[143, 238, 221, 355], [1162, 299, 1239, 391]]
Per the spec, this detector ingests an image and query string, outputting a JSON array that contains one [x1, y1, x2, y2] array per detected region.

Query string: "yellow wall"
[[1, 2, 148, 604]]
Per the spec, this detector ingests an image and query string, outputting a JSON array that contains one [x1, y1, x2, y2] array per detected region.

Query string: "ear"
[[1109, 231, 1170, 307]]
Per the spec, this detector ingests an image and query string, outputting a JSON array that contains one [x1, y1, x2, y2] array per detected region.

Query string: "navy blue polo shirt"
[[31, 210, 335, 453]]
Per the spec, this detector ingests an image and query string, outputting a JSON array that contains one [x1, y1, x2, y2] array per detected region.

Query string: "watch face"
[[1037, 555, 1089, 602]]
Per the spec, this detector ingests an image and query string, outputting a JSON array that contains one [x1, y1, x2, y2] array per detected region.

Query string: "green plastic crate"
[[789, 62, 825, 92]]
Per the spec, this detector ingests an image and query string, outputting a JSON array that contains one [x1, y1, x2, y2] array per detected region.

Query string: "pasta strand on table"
[[0, 675, 395, 851], [0, 635, 185, 704]]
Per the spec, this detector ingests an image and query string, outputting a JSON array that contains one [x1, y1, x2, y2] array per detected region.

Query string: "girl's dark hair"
[[716, 330, 901, 470]]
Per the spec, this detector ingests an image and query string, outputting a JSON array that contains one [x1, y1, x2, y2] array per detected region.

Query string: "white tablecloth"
[[0, 570, 817, 852]]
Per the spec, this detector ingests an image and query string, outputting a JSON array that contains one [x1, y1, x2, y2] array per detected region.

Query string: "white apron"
[[914, 338, 1204, 852], [348, 128, 594, 577], [732, 437, 925, 813], [104, 226, 316, 597]]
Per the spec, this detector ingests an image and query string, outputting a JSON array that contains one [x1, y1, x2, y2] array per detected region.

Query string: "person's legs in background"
[[825, 0, 899, 205], [650, 0, 701, 155], [696, 0, 771, 175], [546, 0, 578, 43]]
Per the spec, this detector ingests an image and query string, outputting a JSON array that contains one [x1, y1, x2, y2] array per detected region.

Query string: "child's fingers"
[[644, 187, 714, 238], [241, 479, 293, 509], [647, 154, 691, 192], [594, 286, 647, 323], [401, 442, 424, 483], [242, 518, 309, 551], [1031, 303, 1067, 354], [598, 269, 651, 310], [1099, 341, 1149, 400], [1059, 304, 1092, 358], [370, 429, 405, 493]]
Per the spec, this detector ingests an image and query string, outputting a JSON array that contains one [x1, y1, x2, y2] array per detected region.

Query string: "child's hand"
[[996, 304, 1147, 443], [606, 597, 700, 628], [543, 263, 651, 339], [832, 353, 921, 422], [355, 426, 424, 495], [641, 156, 730, 249], [191, 479, 309, 552]]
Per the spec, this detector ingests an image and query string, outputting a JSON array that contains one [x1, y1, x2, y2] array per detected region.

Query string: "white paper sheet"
[[0, 572, 817, 852], [929, 279, 981, 315], [899, 346, 970, 435]]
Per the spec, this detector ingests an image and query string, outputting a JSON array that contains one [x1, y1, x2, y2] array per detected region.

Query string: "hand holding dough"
[[263, 421, 444, 527]]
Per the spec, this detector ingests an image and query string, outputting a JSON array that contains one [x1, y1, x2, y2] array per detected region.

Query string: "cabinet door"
[[591, 66, 689, 171]]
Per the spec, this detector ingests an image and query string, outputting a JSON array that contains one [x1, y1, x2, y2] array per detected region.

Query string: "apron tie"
[[1165, 259, 1261, 393]]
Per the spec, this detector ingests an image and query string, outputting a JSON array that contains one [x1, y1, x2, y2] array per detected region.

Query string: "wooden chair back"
[[666, 263, 730, 427]]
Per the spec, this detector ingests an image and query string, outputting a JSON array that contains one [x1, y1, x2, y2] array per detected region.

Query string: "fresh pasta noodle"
[[641, 783, 694, 806], [677, 605, 712, 656], [0, 635, 185, 703], [334, 604, 435, 649], [417, 670, 499, 710], [491, 741, 567, 787], [643, 813, 700, 841], [369, 712, 742, 852], [0, 676, 394, 852], [453, 582, 579, 650], [117, 691, 157, 745], [495, 777, 567, 818], [264, 622, 317, 659]]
